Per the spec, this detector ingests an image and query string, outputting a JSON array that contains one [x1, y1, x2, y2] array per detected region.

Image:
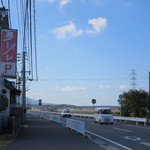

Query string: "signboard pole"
[[92, 99, 96, 114]]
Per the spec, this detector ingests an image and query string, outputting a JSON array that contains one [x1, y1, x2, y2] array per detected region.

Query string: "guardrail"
[[113, 116, 147, 126], [28, 111, 85, 136], [72, 113, 93, 118], [50, 115, 61, 124], [66, 119, 85, 136], [28, 110, 148, 126], [71, 113, 148, 126]]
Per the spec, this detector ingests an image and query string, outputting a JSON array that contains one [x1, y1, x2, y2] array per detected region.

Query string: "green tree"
[[121, 89, 149, 117]]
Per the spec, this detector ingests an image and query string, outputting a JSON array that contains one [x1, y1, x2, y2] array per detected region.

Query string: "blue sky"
[[7, 0, 150, 106]]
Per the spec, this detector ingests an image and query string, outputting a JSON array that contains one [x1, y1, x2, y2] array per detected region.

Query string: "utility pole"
[[149, 72, 150, 116], [149, 72, 150, 100], [22, 51, 26, 127]]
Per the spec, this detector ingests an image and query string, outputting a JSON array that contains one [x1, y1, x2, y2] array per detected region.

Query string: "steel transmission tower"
[[130, 69, 137, 90]]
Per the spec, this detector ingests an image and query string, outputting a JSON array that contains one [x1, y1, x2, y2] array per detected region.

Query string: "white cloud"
[[119, 85, 126, 90], [99, 84, 111, 89], [47, 0, 71, 8], [86, 17, 107, 34], [52, 21, 83, 39], [51, 17, 108, 38], [59, 0, 71, 8], [55, 86, 86, 92]]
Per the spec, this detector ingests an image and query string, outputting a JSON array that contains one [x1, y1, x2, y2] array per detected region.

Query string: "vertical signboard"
[[0, 29, 17, 78]]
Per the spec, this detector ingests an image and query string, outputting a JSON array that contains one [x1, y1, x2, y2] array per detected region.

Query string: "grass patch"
[[71, 109, 120, 116], [71, 109, 94, 115], [0, 135, 14, 148]]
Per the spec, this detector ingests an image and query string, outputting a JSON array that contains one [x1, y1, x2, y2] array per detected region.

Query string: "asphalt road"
[[5, 118, 104, 150], [71, 117, 150, 150]]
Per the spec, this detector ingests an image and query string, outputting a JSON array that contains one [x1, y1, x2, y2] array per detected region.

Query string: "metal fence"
[[50, 115, 61, 124], [28, 110, 148, 127], [72, 113, 148, 126]]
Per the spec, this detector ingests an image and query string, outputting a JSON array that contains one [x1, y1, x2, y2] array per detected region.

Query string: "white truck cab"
[[94, 107, 113, 124]]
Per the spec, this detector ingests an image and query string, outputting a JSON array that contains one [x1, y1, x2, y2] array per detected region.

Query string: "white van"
[[94, 107, 113, 124], [61, 109, 71, 118]]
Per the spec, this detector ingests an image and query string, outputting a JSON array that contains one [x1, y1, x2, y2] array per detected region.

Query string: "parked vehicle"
[[94, 107, 113, 124], [61, 109, 71, 118]]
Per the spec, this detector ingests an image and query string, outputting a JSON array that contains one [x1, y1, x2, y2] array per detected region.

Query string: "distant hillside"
[[26, 98, 55, 105], [27, 98, 119, 111]]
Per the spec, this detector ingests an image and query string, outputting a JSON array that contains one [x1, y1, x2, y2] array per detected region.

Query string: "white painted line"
[[140, 142, 150, 147], [123, 136, 141, 141], [85, 130, 133, 150], [113, 127, 132, 133]]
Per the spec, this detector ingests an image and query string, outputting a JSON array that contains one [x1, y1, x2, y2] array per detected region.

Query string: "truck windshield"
[[100, 109, 111, 114]]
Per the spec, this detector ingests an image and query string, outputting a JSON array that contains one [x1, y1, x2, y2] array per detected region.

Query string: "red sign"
[[0, 29, 17, 78]]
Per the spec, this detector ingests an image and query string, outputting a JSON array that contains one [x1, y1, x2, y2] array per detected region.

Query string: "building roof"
[[4, 79, 21, 95]]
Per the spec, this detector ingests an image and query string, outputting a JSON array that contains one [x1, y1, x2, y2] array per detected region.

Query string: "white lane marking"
[[140, 142, 150, 147], [113, 127, 132, 133], [123, 136, 141, 141], [85, 130, 133, 150]]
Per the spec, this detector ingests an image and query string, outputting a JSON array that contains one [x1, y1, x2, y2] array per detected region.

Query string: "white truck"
[[94, 107, 113, 124]]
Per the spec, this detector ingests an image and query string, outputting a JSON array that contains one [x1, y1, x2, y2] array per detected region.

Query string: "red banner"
[[0, 29, 17, 78]]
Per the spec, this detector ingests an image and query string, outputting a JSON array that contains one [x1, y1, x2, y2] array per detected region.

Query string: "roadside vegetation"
[[121, 89, 150, 118], [71, 109, 120, 116], [0, 135, 13, 149], [71, 109, 93, 115]]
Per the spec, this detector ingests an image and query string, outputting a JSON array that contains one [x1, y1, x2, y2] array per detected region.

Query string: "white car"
[[61, 109, 71, 118], [94, 107, 113, 124]]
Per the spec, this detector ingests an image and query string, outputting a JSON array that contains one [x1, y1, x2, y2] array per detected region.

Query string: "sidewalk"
[[5, 118, 104, 150]]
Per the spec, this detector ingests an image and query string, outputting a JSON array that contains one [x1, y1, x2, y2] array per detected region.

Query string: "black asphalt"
[[6, 118, 103, 150]]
